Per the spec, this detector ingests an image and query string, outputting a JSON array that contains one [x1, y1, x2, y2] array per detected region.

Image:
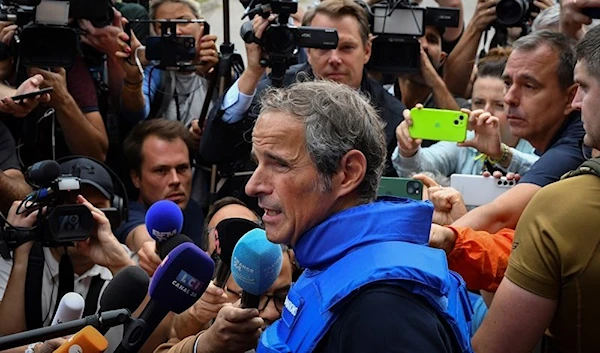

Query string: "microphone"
[[53, 326, 108, 353], [97, 266, 150, 335], [145, 200, 184, 255], [158, 233, 193, 259], [231, 229, 283, 308], [51, 292, 85, 326], [0, 309, 130, 350], [115, 242, 215, 353], [26, 160, 61, 186], [213, 218, 262, 288]]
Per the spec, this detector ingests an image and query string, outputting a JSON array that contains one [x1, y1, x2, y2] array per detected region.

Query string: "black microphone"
[[115, 243, 215, 353], [97, 265, 150, 334], [26, 160, 61, 186], [213, 218, 262, 288], [158, 233, 193, 259], [0, 309, 131, 350]]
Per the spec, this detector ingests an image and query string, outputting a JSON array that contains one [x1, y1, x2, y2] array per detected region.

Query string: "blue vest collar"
[[294, 197, 434, 270]]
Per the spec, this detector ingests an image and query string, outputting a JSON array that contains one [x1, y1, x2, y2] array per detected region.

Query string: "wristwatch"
[[25, 342, 42, 353]]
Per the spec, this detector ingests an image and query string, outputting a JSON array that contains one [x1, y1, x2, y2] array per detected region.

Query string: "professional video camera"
[[366, 0, 459, 75], [240, 0, 339, 87], [0, 0, 114, 68], [494, 0, 538, 29], [0, 160, 95, 260]]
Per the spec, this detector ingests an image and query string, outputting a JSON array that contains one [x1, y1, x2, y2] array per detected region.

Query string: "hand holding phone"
[[10, 87, 53, 102], [408, 107, 468, 142]]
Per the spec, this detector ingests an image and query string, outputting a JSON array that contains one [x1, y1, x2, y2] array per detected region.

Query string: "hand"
[[245, 15, 274, 75], [114, 20, 144, 83], [413, 173, 467, 225], [532, 0, 555, 13], [0, 75, 50, 118], [191, 282, 230, 325], [428, 224, 457, 255], [5, 200, 39, 257], [27, 67, 69, 109], [419, 46, 443, 88], [457, 109, 503, 159], [198, 305, 263, 353], [73, 195, 134, 274], [137, 240, 161, 276], [560, 0, 599, 39], [195, 28, 219, 77], [35, 338, 68, 353], [396, 105, 423, 157], [189, 119, 203, 148], [470, 0, 499, 32], [79, 8, 124, 56], [0, 21, 16, 45], [482, 170, 521, 182]]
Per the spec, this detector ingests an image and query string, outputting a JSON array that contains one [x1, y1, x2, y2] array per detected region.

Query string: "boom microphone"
[[213, 218, 262, 288], [115, 242, 215, 353], [53, 326, 108, 353], [231, 228, 283, 308], [51, 292, 85, 326], [26, 160, 61, 186], [0, 309, 131, 350]]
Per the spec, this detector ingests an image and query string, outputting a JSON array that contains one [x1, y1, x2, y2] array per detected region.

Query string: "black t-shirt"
[[314, 283, 457, 353], [0, 119, 19, 171]]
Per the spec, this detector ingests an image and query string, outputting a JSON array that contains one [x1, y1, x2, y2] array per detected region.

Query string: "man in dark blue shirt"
[[115, 119, 204, 275], [451, 30, 585, 233]]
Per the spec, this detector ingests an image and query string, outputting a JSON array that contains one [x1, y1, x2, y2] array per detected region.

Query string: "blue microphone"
[[231, 229, 283, 308], [115, 243, 214, 353], [145, 200, 184, 242]]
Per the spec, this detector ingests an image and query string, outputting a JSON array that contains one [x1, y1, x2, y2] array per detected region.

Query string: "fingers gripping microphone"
[[213, 218, 262, 288], [115, 243, 215, 353], [231, 229, 283, 309], [51, 292, 85, 326], [53, 326, 108, 353]]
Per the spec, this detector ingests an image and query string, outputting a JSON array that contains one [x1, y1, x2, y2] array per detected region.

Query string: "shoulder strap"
[[561, 157, 600, 180], [83, 275, 106, 317], [25, 243, 45, 330], [148, 70, 174, 120]]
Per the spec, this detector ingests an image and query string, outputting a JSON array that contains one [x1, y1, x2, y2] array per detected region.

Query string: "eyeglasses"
[[258, 293, 287, 314]]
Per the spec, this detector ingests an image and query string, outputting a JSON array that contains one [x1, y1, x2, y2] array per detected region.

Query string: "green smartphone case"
[[408, 108, 468, 142]]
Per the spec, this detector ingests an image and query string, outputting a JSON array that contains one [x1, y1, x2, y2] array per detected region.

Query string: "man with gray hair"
[[244, 80, 472, 353]]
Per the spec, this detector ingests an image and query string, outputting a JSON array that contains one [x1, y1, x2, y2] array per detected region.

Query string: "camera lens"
[[454, 120, 459, 125], [496, 0, 528, 26], [459, 115, 464, 120], [407, 187, 414, 194]]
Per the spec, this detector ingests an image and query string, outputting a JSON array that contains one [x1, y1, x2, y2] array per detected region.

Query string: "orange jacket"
[[446, 226, 514, 292]]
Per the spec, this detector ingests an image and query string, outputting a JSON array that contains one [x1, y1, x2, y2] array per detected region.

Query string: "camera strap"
[[53, 252, 75, 319], [25, 243, 45, 330]]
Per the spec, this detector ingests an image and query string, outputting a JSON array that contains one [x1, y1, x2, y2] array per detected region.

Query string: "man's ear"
[[564, 83, 579, 116], [131, 170, 141, 189], [439, 51, 448, 67], [333, 150, 367, 199]]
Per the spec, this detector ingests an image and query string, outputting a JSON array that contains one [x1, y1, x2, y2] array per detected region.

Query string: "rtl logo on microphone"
[[172, 270, 204, 298], [152, 228, 178, 241]]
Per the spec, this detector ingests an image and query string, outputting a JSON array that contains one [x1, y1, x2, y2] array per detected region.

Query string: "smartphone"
[[377, 177, 423, 200], [450, 174, 516, 207], [10, 87, 53, 102], [145, 35, 196, 63], [408, 108, 468, 142]]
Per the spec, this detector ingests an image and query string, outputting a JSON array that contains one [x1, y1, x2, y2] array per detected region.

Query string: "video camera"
[[0, 0, 114, 68], [134, 19, 211, 71], [494, 0, 538, 29], [0, 160, 96, 260], [240, 0, 339, 87], [366, 0, 459, 75]]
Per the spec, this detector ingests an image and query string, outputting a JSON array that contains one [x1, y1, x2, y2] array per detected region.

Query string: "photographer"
[[559, 0, 600, 40], [199, 0, 405, 204], [116, 0, 219, 137], [0, 157, 134, 336]]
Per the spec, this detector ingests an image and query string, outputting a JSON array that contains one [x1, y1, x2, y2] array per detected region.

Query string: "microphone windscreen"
[[231, 229, 283, 296], [51, 292, 85, 326], [26, 160, 60, 186], [149, 242, 214, 314], [145, 200, 184, 242], [158, 233, 193, 259], [99, 265, 150, 313], [53, 326, 108, 353], [215, 218, 262, 266]]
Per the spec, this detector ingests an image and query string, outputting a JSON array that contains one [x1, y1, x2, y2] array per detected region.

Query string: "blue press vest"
[[257, 199, 473, 353]]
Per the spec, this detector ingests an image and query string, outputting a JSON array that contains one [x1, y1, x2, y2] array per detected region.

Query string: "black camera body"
[[494, 0, 539, 28], [366, 1, 459, 75], [0, 0, 114, 68], [240, 0, 338, 87]]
